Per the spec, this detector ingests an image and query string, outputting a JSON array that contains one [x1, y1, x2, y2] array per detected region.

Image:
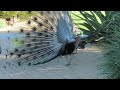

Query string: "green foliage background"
[[70, 11, 120, 79], [0, 11, 37, 20]]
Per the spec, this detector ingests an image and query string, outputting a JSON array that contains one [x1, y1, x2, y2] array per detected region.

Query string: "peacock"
[[1, 11, 87, 65]]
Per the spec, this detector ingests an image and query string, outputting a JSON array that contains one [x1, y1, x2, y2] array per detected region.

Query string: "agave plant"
[[70, 11, 113, 43], [99, 12, 120, 79], [70, 11, 120, 78]]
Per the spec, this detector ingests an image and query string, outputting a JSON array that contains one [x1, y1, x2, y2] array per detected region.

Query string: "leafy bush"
[[70, 11, 120, 79], [99, 12, 120, 79], [0, 11, 37, 21], [70, 11, 107, 42], [17, 11, 37, 21], [0, 18, 7, 28]]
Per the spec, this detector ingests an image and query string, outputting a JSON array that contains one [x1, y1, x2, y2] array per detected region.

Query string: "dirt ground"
[[0, 43, 105, 79]]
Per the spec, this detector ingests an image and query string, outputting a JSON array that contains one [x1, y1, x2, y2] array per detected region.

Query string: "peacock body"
[[0, 11, 82, 65]]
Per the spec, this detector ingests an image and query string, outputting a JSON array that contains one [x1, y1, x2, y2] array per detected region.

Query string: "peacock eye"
[[32, 27, 36, 32], [20, 29, 24, 33], [50, 26, 53, 30], [50, 33, 54, 35], [10, 53, 14, 56], [34, 17, 37, 21], [17, 54, 21, 58], [38, 23, 43, 27], [26, 32, 30, 36], [37, 51, 40, 53], [37, 32, 42, 36], [26, 44, 31, 47], [45, 35, 49, 37], [15, 49, 19, 52], [22, 49, 26, 52], [28, 63, 31, 66], [27, 20, 31, 24]]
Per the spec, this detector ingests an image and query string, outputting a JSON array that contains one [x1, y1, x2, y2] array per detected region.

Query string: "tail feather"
[[5, 11, 74, 65]]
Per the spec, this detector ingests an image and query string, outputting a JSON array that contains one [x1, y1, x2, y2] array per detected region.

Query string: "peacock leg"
[[75, 48, 77, 54], [64, 55, 71, 66]]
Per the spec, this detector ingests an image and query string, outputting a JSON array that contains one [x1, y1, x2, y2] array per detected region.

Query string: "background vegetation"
[[0, 11, 37, 20], [0, 11, 37, 28], [70, 11, 120, 79]]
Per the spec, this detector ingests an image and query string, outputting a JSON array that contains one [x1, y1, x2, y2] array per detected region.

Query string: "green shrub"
[[98, 11, 120, 79], [0, 11, 37, 21], [0, 18, 7, 28], [70, 11, 120, 79]]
